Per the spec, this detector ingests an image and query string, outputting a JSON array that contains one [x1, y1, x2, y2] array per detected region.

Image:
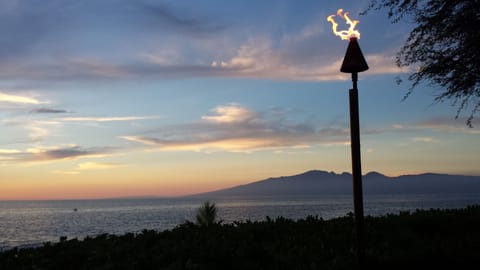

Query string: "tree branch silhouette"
[[364, 0, 480, 127]]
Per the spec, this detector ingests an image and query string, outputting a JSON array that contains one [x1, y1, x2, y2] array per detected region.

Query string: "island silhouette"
[[191, 170, 480, 197]]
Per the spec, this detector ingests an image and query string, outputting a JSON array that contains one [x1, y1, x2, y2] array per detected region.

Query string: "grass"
[[1, 206, 480, 269]]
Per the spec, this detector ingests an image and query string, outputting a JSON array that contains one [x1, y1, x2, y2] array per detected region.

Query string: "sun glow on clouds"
[[209, 37, 407, 81], [0, 92, 45, 104], [122, 104, 350, 153], [51, 162, 125, 176], [211, 57, 255, 69], [201, 105, 256, 123], [77, 162, 124, 170], [0, 149, 21, 154]]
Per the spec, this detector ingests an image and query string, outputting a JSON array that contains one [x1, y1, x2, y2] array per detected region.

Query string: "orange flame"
[[327, 9, 360, 40]]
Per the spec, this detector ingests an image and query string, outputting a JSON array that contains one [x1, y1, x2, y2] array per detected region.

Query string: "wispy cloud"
[[412, 137, 438, 143], [51, 161, 125, 175], [201, 105, 257, 123], [0, 1, 407, 83], [392, 117, 480, 134], [132, 1, 227, 36], [59, 116, 159, 122], [122, 104, 352, 152], [0, 149, 21, 154], [76, 162, 125, 170], [417, 117, 480, 133], [25, 145, 115, 162], [2, 111, 159, 146], [30, 108, 68, 114], [0, 0, 227, 60], [0, 0, 230, 82], [0, 92, 45, 104], [208, 37, 408, 81], [0, 145, 116, 163], [2, 118, 60, 142]]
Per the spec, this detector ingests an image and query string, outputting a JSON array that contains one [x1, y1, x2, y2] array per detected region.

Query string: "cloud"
[[132, 1, 226, 36], [0, 1, 407, 83], [208, 37, 408, 81], [59, 116, 159, 122], [0, 145, 116, 163], [2, 118, 60, 142], [0, 149, 21, 154], [27, 125, 50, 142], [30, 108, 68, 114], [121, 104, 352, 152], [0, 58, 132, 81], [394, 117, 480, 134], [386, 117, 480, 139], [364, 54, 410, 75], [2, 112, 158, 146], [201, 105, 257, 123], [26, 145, 114, 162], [1, 57, 244, 82], [0, 0, 232, 83], [76, 162, 124, 170], [0, 0, 226, 59], [0, 92, 44, 104], [418, 117, 480, 132], [50, 162, 125, 174], [0, 1, 63, 59], [52, 170, 80, 175], [412, 137, 438, 143], [9, 118, 60, 137]]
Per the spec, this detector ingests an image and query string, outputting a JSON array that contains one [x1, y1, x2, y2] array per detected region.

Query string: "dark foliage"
[[1, 206, 480, 269], [364, 0, 480, 126], [195, 201, 217, 227]]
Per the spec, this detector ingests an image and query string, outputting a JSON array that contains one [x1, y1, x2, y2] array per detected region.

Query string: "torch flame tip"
[[327, 8, 361, 41]]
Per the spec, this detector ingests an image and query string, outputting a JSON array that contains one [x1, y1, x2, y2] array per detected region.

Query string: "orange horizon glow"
[[2, 166, 479, 201]]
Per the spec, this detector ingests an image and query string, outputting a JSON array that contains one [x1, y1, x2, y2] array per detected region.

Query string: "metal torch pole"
[[349, 72, 365, 269]]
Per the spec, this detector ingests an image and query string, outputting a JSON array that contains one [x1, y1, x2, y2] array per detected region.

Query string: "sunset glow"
[[0, 1, 478, 200]]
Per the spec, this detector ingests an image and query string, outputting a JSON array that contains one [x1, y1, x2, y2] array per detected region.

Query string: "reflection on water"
[[1, 194, 479, 250]]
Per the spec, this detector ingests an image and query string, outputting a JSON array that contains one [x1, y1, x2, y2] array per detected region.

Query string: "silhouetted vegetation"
[[195, 201, 218, 227], [1, 206, 480, 269], [364, 0, 480, 126]]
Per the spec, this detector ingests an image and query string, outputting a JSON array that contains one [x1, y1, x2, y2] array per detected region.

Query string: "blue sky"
[[0, 0, 478, 200]]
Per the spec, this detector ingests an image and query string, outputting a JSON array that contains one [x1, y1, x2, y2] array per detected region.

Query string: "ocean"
[[1, 193, 480, 251]]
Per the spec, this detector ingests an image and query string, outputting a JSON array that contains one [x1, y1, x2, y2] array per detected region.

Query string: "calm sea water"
[[1, 194, 480, 250]]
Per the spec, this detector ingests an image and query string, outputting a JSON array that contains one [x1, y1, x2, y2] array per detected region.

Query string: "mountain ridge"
[[190, 170, 480, 198]]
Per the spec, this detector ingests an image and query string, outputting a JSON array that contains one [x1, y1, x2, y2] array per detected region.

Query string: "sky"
[[0, 0, 479, 200]]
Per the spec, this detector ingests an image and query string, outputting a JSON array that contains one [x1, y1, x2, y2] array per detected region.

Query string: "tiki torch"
[[328, 9, 368, 269]]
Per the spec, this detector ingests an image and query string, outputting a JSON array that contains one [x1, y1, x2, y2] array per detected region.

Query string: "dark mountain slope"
[[192, 170, 480, 197]]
